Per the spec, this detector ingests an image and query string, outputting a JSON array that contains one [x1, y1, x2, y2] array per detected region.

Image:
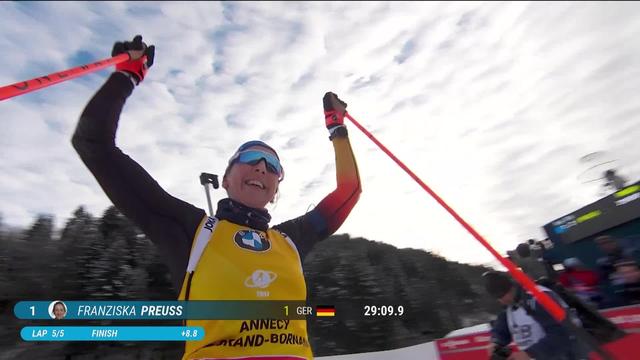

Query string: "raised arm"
[[313, 131, 361, 235], [275, 92, 361, 259], [71, 36, 205, 290]]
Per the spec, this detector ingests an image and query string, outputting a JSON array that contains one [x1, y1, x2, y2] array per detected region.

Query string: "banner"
[[436, 304, 640, 360]]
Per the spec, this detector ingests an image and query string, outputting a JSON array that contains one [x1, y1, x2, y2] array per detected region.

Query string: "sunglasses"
[[230, 150, 284, 179]]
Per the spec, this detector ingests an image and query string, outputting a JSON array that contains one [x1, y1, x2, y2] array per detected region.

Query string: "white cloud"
[[2, 1, 640, 267]]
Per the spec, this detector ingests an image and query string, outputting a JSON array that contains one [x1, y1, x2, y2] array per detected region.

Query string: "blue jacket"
[[490, 287, 587, 359]]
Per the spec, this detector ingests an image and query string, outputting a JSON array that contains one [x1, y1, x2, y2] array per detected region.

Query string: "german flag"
[[316, 305, 336, 317]]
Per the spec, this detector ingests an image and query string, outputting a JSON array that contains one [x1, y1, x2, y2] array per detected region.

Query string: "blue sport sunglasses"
[[230, 150, 284, 179]]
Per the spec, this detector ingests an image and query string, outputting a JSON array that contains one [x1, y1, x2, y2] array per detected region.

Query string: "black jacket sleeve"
[[71, 72, 206, 292], [274, 209, 326, 262], [490, 310, 512, 346]]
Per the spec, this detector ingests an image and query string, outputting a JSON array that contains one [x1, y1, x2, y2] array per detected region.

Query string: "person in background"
[[527, 239, 545, 259], [595, 235, 638, 277], [512, 242, 550, 281], [558, 258, 602, 308], [611, 260, 640, 305], [484, 271, 587, 360], [595, 235, 639, 306]]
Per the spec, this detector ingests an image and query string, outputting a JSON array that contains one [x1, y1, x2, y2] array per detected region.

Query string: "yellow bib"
[[178, 216, 312, 360]]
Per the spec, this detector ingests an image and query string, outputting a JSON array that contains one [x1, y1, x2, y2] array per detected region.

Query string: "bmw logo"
[[234, 230, 271, 252]]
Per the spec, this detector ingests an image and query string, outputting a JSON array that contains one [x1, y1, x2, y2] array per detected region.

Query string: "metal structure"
[[199, 173, 219, 216]]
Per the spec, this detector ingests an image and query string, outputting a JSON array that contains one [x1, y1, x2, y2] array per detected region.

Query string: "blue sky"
[[1, 1, 640, 267]]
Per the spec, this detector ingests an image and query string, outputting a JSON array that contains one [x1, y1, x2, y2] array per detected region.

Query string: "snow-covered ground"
[[444, 323, 490, 338], [317, 341, 440, 360], [317, 323, 490, 360]]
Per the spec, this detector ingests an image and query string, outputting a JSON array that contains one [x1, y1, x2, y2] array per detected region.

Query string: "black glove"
[[491, 343, 512, 360], [112, 35, 155, 84]]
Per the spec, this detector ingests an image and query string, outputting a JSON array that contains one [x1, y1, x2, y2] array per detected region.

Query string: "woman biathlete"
[[72, 35, 361, 360]]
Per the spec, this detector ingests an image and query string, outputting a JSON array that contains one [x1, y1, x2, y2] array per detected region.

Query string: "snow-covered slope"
[[317, 341, 439, 360]]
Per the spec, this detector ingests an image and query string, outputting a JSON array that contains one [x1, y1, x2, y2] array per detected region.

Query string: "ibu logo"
[[234, 230, 270, 252], [244, 269, 277, 297]]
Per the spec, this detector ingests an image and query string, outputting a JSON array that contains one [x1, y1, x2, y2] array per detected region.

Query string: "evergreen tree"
[[87, 206, 173, 299], [24, 214, 54, 242], [5, 214, 57, 299], [57, 206, 101, 298]]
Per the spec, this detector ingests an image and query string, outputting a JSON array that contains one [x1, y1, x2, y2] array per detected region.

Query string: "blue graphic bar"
[[15, 301, 308, 320], [21, 326, 204, 341]]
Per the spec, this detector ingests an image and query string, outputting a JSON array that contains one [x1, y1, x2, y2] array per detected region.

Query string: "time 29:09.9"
[[363, 305, 404, 316]]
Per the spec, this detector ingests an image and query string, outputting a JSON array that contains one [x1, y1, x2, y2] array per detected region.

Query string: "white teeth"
[[245, 180, 265, 189]]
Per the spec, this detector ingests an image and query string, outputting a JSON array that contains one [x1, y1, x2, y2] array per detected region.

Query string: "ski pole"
[[0, 53, 130, 101], [344, 112, 565, 319], [345, 112, 617, 359]]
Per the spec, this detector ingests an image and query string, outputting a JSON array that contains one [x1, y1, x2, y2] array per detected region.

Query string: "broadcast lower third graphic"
[[21, 326, 204, 341], [315, 305, 335, 317]]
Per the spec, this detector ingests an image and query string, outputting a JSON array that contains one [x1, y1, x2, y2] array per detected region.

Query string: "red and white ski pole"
[[344, 112, 620, 359], [345, 112, 565, 321], [0, 53, 130, 101]]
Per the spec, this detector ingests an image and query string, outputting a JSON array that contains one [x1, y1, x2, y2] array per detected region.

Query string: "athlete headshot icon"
[[49, 300, 67, 320]]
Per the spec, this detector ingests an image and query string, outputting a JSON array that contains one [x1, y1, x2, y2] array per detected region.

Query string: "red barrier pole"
[[344, 112, 567, 322], [0, 53, 130, 101]]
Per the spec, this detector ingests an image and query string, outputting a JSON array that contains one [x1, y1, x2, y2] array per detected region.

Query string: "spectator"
[[611, 260, 640, 305], [484, 271, 588, 360], [595, 235, 637, 278], [512, 242, 551, 281], [595, 235, 639, 306], [527, 239, 545, 259], [558, 258, 602, 308]]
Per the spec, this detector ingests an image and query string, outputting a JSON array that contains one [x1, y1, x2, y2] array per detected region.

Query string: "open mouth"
[[245, 179, 265, 190]]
